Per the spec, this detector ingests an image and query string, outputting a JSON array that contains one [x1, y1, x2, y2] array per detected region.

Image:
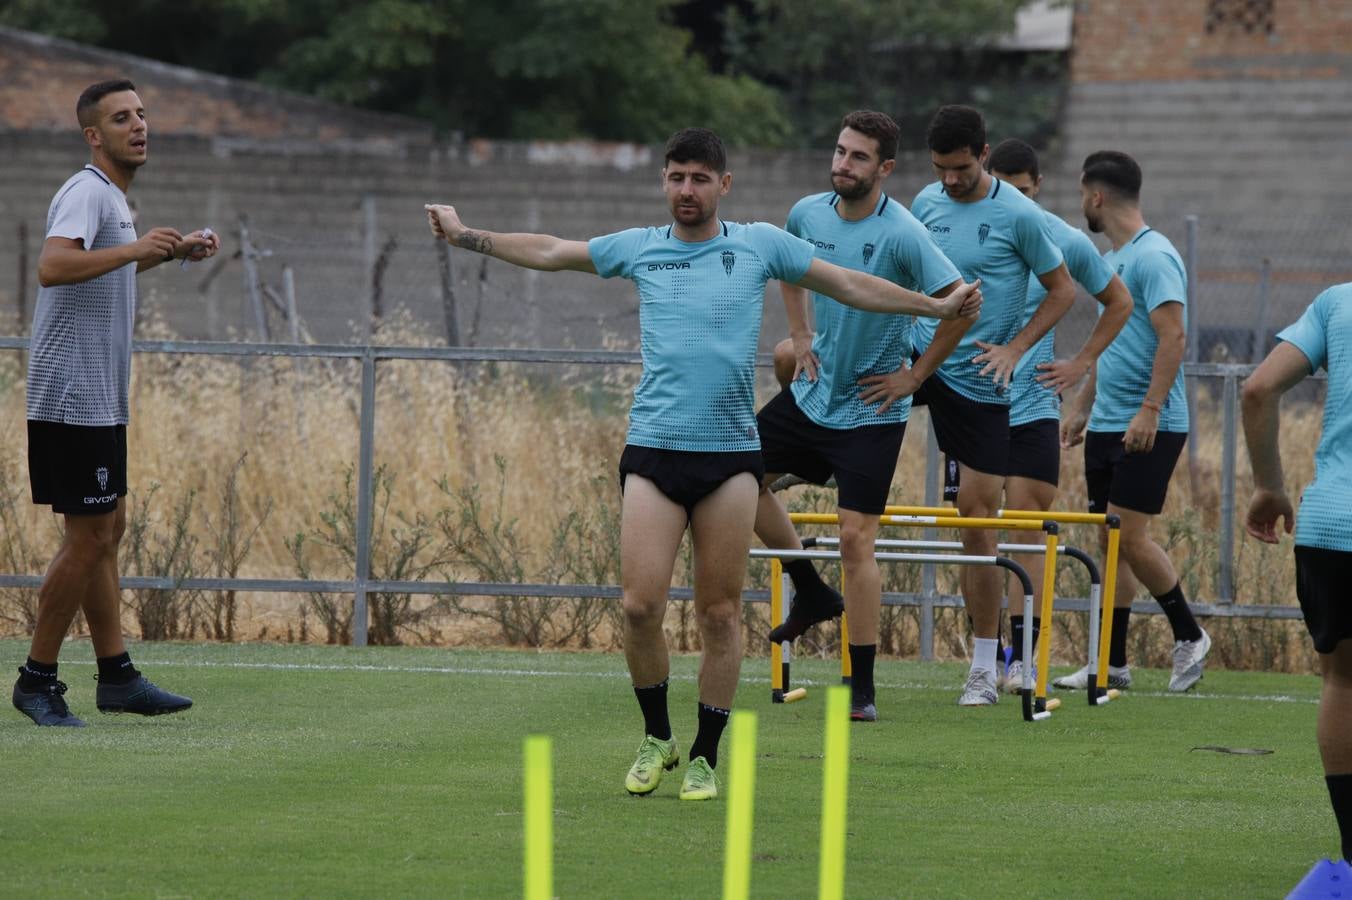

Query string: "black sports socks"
[[1326, 774, 1352, 861], [1154, 582, 1203, 643], [96, 651, 140, 685], [848, 644, 876, 704], [1009, 616, 1041, 663], [688, 702, 731, 769], [633, 678, 672, 741], [1109, 607, 1133, 668], [18, 657, 58, 689]]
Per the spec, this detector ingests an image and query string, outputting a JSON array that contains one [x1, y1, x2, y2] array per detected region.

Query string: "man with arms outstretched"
[[16, 79, 217, 726], [1058, 150, 1210, 693], [426, 128, 980, 798], [985, 138, 1132, 692], [908, 106, 1076, 706], [753, 110, 966, 722], [1243, 282, 1352, 893]]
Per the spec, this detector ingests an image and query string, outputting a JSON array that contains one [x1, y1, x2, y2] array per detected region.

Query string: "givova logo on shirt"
[[647, 262, 691, 271]]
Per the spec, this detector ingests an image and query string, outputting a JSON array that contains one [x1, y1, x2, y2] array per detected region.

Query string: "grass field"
[[0, 638, 1330, 898]]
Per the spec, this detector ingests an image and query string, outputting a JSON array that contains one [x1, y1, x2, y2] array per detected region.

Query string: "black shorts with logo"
[[1295, 545, 1352, 654], [28, 420, 127, 516], [1084, 430, 1187, 516], [619, 444, 764, 520], [911, 367, 1009, 479], [942, 417, 1060, 501], [756, 389, 906, 515]]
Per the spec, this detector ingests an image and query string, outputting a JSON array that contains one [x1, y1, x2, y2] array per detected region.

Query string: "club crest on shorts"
[[95, 466, 109, 492], [721, 250, 736, 276], [977, 223, 991, 246], [862, 242, 875, 265]]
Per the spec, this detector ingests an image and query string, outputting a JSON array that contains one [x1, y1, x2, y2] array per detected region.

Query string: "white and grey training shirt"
[[26, 164, 138, 426]]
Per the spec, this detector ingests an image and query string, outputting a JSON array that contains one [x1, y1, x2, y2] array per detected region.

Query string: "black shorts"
[[1295, 545, 1352, 654], [618, 444, 764, 519], [1007, 419, 1060, 487], [911, 367, 1009, 478], [756, 389, 906, 515], [28, 420, 127, 516], [942, 418, 1060, 501], [1084, 430, 1186, 516]]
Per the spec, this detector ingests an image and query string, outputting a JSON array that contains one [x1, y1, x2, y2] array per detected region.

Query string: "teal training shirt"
[[1276, 284, 1352, 553], [786, 192, 960, 428], [1008, 208, 1116, 426], [1089, 227, 1189, 433], [589, 220, 815, 452], [910, 178, 1064, 405]]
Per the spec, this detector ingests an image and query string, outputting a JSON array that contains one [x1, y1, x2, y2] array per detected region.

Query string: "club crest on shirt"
[[95, 466, 109, 492], [1117, 264, 1125, 275], [722, 250, 736, 276], [977, 223, 991, 246], [862, 243, 875, 265]]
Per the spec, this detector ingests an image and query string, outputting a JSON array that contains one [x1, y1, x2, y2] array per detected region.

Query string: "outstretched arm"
[[1241, 341, 1310, 542], [426, 204, 595, 273], [795, 258, 981, 320], [1036, 273, 1132, 395], [856, 280, 973, 414]]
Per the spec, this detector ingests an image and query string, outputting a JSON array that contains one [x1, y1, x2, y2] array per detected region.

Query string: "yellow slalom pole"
[[1096, 522, 1122, 690], [839, 569, 851, 684], [771, 558, 784, 702], [522, 735, 552, 900], [819, 686, 851, 900], [722, 711, 758, 900], [1035, 528, 1058, 706]]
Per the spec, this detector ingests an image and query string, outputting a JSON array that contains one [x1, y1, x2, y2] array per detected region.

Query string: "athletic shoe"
[[1287, 858, 1352, 899], [95, 675, 193, 716], [957, 669, 998, 706], [1052, 663, 1132, 691], [624, 735, 680, 796], [767, 583, 844, 644], [1001, 660, 1037, 695], [12, 677, 86, 727], [1168, 628, 1212, 692], [678, 756, 718, 801], [849, 701, 877, 722]]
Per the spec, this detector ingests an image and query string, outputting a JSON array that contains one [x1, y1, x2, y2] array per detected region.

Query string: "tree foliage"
[[2, 0, 1058, 147]]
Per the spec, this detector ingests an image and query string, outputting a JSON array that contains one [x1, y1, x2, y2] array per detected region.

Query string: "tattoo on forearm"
[[456, 230, 494, 255]]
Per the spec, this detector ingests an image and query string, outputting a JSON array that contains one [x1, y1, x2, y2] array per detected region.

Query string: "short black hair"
[[840, 110, 899, 162], [926, 105, 985, 157], [988, 138, 1039, 179], [1081, 150, 1142, 201], [664, 127, 727, 173], [77, 79, 137, 128]]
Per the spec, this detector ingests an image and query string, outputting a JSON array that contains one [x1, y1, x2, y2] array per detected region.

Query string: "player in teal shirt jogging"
[[1244, 283, 1352, 894], [1060, 151, 1211, 693], [986, 139, 1132, 694], [426, 128, 980, 800], [752, 111, 968, 723], [908, 105, 1077, 706]]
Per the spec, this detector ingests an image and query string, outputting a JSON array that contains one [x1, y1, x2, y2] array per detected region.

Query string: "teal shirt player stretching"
[[590, 221, 814, 452], [786, 192, 960, 428], [911, 176, 1064, 406]]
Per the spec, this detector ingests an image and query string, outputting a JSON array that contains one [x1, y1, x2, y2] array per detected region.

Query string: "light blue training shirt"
[[786, 192, 960, 428], [1008, 208, 1116, 426], [1089, 227, 1189, 433], [589, 221, 815, 452], [911, 177, 1064, 406], [1275, 283, 1352, 553]]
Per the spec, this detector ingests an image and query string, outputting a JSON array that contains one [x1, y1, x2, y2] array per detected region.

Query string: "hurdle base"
[[772, 688, 784, 704], [783, 688, 808, 703]]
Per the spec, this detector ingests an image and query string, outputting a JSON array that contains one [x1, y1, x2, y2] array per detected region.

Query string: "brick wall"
[[1072, 0, 1352, 82]]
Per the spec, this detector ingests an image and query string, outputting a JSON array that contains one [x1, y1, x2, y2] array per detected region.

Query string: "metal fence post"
[[353, 347, 377, 646], [1218, 373, 1238, 602], [920, 422, 940, 661]]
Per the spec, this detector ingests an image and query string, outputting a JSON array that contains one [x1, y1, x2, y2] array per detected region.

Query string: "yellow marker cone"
[[523, 735, 552, 900], [722, 711, 758, 900], [819, 686, 850, 900]]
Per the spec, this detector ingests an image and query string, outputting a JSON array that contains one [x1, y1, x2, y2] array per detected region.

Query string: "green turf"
[[0, 638, 1329, 898]]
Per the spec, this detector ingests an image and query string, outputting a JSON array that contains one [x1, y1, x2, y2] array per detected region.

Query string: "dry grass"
[[0, 307, 1327, 671]]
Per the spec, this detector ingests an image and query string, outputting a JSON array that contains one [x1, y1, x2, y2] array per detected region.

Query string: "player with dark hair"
[[426, 127, 981, 798], [1057, 150, 1211, 692], [985, 138, 1132, 692], [909, 106, 1076, 706], [1243, 282, 1352, 893], [14, 79, 218, 727], [753, 110, 967, 722]]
